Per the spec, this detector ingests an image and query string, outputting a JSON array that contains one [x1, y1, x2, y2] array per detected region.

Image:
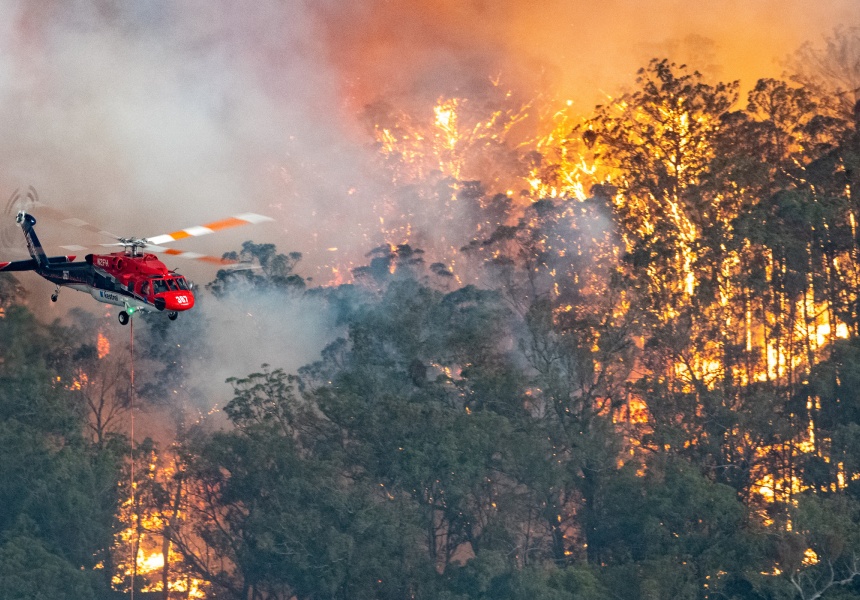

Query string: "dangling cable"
[[129, 316, 136, 600]]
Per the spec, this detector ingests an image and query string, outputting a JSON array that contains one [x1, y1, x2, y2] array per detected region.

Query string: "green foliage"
[[757, 493, 860, 600], [443, 559, 610, 600], [594, 459, 749, 598], [185, 405, 434, 599], [208, 240, 305, 297], [0, 534, 100, 599], [0, 304, 123, 594]]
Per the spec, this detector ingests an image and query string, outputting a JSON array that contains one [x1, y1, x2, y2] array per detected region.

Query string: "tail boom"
[[0, 255, 78, 272]]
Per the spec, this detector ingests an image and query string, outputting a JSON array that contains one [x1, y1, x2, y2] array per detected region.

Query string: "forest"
[[2, 30, 860, 600]]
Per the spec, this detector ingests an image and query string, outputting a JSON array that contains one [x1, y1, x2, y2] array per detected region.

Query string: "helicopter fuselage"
[[1, 212, 194, 324]]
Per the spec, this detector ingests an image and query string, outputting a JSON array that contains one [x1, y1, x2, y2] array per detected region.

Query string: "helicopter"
[[0, 207, 272, 325]]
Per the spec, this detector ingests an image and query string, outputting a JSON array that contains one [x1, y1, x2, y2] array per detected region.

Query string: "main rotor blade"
[[146, 213, 273, 246], [143, 244, 245, 265], [12, 193, 273, 247], [23, 199, 274, 267], [13, 202, 123, 240], [83, 242, 240, 265]]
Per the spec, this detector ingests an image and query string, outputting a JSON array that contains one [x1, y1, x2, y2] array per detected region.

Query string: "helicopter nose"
[[164, 291, 195, 311]]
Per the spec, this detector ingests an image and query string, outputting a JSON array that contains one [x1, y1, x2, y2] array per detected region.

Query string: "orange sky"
[[320, 0, 859, 111]]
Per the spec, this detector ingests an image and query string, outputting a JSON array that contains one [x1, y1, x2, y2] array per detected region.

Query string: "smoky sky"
[[0, 0, 857, 278], [322, 0, 860, 109]]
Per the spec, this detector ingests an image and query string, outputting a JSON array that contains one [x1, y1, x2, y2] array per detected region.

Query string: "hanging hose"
[[129, 316, 136, 600]]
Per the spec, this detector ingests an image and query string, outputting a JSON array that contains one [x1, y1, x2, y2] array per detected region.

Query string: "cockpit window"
[[152, 279, 169, 294], [175, 277, 189, 290], [165, 279, 179, 291]]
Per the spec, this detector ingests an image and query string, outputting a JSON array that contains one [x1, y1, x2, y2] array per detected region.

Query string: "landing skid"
[[118, 310, 178, 325]]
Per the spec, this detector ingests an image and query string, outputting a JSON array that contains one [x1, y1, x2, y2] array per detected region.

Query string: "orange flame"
[[97, 331, 110, 359]]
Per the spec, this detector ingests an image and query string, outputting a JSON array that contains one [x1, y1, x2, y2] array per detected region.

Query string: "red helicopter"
[[0, 205, 272, 325]]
